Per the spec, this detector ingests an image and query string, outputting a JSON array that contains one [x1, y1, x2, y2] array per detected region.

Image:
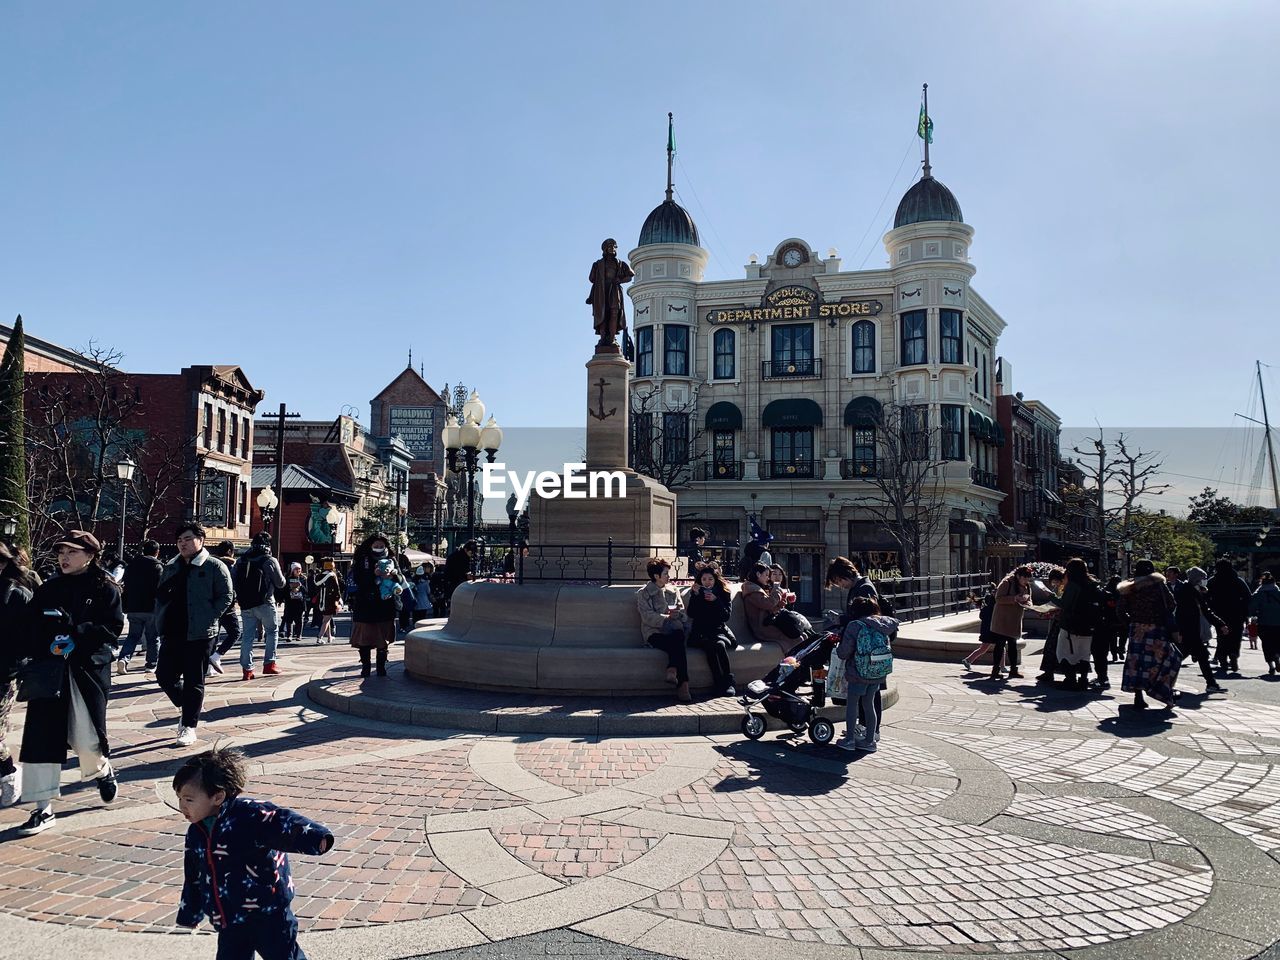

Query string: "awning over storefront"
[[705, 401, 744, 430], [950, 518, 988, 536], [1041, 487, 1063, 505], [843, 396, 882, 427], [762, 398, 823, 427], [968, 409, 993, 439]]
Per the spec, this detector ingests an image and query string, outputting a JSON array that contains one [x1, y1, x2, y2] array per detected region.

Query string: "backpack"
[[233, 554, 274, 608], [1066, 581, 1103, 635], [851, 620, 894, 680]]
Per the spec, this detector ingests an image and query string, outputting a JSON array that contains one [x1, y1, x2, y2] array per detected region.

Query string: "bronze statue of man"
[[586, 238, 634, 352]]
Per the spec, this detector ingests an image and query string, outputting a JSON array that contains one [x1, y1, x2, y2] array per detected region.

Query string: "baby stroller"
[[739, 631, 839, 745]]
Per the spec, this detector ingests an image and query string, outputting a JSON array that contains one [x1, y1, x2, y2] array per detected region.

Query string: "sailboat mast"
[[1259, 360, 1280, 510]]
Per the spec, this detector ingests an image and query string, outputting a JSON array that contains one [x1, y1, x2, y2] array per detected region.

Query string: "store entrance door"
[[772, 550, 822, 616]]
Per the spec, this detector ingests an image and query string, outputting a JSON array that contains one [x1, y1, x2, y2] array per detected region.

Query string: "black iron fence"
[[508, 540, 742, 586], [761, 358, 822, 379], [874, 573, 990, 622]]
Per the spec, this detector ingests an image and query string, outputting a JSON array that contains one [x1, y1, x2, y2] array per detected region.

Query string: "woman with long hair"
[[17, 530, 125, 835], [1046, 558, 1102, 690], [684, 566, 738, 696], [312, 561, 341, 643]]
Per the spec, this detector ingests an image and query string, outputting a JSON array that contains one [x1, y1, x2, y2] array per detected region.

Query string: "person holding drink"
[[685, 567, 738, 697]]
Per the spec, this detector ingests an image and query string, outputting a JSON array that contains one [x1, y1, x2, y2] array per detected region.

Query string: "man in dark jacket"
[[1207, 559, 1252, 673], [443, 540, 476, 598], [116, 539, 164, 674], [154, 523, 234, 748], [1173, 567, 1225, 694]]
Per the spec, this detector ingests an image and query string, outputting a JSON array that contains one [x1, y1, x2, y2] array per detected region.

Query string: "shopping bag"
[[827, 650, 848, 700]]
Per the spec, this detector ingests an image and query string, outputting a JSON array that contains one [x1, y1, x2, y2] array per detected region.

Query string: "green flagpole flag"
[[667, 117, 676, 156], [917, 102, 933, 144]]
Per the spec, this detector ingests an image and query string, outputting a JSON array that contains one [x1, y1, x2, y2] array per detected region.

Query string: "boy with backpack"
[[231, 533, 286, 681], [835, 596, 898, 753]]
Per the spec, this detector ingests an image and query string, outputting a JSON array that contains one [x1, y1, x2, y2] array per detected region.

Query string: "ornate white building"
[[626, 153, 1009, 610]]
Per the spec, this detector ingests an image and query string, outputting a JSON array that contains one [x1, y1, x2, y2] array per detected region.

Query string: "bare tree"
[[842, 403, 950, 577], [629, 383, 704, 489], [24, 344, 138, 551], [1109, 433, 1169, 571], [1069, 426, 1112, 572], [1069, 427, 1169, 575], [131, 431, 199, 538]]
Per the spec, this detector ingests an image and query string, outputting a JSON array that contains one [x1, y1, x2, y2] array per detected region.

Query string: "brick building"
[[25, 364, 263, 551], [0, 317, 100, 373], [367, 364, 448, 532]]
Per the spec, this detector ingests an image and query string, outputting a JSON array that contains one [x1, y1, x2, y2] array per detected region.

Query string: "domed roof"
[[638, 199, 700, 247], [893, 176, 964, 228]]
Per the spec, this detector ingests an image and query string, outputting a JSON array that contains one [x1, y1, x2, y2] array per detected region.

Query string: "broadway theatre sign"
[[706, 286, 884, 325]]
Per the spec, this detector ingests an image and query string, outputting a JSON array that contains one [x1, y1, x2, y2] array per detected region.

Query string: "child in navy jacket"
[[173, 747, 334, 959]]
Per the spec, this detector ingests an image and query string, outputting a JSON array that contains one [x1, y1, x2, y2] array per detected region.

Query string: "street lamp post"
[[116, 456, 136, 560], [443, 391, 503, 547], [1, 517, 16, 541], [256, 487, 279, 542]]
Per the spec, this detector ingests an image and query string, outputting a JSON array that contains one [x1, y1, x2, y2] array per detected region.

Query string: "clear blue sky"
[[3, 1, 1277, 434]]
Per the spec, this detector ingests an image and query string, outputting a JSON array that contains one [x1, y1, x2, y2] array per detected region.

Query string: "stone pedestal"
[[529, 349, 678, 578], [584, 352, 631, 471]]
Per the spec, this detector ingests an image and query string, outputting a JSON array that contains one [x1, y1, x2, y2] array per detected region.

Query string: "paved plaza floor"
[[3, 623, 1280, 959]]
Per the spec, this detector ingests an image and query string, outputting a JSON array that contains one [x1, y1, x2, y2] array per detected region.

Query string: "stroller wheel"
[[741, 714, 767, 740], [809, 717, 836, 745]]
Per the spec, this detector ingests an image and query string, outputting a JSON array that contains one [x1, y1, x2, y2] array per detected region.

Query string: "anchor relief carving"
[[589, 377, 617, 421]]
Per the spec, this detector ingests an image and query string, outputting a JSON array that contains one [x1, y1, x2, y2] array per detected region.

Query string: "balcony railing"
[[761, 460, 822, 479], [840, 459, 877, 479], [761, 358, 822, 379], [970, 466, 1000, 490], [694, 459, 743, 481]]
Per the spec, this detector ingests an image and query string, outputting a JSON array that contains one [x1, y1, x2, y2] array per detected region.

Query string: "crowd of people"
[[970, 556, 1277, 713], [0, 519, 468, 839]]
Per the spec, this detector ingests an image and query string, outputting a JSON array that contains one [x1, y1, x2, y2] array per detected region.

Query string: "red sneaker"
[[263, 663, 281, 675], [242, 669, 255, 681]]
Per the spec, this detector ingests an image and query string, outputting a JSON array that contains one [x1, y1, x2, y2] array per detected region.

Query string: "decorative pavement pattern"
[[3, 632, 1280, 960]]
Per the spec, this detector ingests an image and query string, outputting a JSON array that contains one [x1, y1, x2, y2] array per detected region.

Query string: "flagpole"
[[922, 83, 932, 180], [666, 112, 675, 202]]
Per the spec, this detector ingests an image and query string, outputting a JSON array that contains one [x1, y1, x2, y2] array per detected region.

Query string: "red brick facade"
[[26, 365, 263, 550]]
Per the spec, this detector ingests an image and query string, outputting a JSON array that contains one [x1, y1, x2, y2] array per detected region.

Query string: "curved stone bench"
[[403, 581, 790, 695]]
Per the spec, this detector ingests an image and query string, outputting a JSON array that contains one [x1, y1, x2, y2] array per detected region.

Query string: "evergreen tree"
[[0, 315, 29, 549]]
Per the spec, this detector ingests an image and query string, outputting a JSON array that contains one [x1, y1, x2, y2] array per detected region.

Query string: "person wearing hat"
[[153, 522, 234, 747], [0, 541, 40, 808], [282, 561, 308, 642], [17, 530, 125, 835]]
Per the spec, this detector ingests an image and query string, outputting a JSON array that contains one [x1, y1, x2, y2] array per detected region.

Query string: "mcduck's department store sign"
[[707, 286, 884, 325]]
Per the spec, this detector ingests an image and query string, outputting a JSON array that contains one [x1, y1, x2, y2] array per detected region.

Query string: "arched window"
[[713, 328, 736, 379], [852, 320, 875, 374]]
